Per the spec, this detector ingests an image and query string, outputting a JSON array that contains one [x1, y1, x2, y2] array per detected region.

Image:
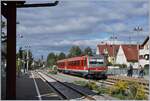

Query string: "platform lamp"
[[25, 45, 31, 72], [134, 26, 143, 68], [110, 33, 117, 65]]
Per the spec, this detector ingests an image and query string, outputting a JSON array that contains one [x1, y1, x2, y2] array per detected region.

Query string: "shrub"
[[96, 87, 109, 95], [107, 62, 113, 66], [48, 69, 57, 74], [113, 64, 127, 68], [73, 81, 87, 87], [85, 81, 98, 90], [109, 80, 128, 99], [110, 80, 147, 100], [128, 81, 147, 100], [121, 64, 127, 68], [135, 85, 147, 100]]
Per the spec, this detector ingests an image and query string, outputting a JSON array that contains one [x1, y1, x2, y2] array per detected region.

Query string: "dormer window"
[[144, 54, 149, 60]]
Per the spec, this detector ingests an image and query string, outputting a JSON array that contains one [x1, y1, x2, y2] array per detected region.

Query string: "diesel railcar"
[[57, 55, 108, 79]]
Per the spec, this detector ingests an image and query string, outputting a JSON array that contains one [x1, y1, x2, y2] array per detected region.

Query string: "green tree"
[[17, 49, 33, 70], [16, 59, 22, 76], [47, 52, 57, 67], [68, 46, 82, 57], [28, 50, 33, 69], [58, 52, 66, 60], [83, 47, 92, 56]]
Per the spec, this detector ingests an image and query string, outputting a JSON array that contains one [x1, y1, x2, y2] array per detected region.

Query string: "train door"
[[87, 56, 90, 69], [65, 61, 67, 70]]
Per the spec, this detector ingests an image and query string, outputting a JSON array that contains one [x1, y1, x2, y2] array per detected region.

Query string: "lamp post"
[[88, 52, 91, 82], [25, 45, 31, 73], [110, 33, 117, 65], [134, 26, 143, 67]]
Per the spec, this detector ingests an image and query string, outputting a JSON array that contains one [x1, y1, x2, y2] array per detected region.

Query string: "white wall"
[[116, 46, 128, 65], [96, 46, 100, 55], [139, 40, 149, 67]]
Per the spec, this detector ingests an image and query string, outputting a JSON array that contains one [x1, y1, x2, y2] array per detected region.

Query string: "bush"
[[110, 80, 147, 100], [107, 62, 113, 66], [110, 80, 128, 95], [121, 64, 127, 68], [48, 69, 57, 74], [135, 85, 147, 100], [97, 87, 109, 95], [73, 81, 87, 87], [128, 81, 147, 100], [113, 64, 127, 68], [85, 81, 98, 90]]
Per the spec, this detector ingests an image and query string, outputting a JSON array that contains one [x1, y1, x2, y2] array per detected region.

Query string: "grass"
[[73, 80, 109, 95], [73, 80, 88, 87], [48, 70, 57, 75]]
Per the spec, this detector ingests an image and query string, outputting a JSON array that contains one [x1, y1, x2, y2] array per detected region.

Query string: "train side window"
[[71, 61, 74, 66], [81, 60, 84, 66], [77, 60, 80, 66], [84, 60, 86, 66], [74, 61, 76, 66], [76, 61, 79, 66], [69, 62, 71, 66], [77, 61, 80, 66], [75, 61, 77, 66]]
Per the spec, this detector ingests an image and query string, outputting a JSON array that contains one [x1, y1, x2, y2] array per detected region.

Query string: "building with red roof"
[[116, 45, 138, 67], [96, 43, 138, 67], [139, 36, 149, 67], [96, 44, 120, 64]]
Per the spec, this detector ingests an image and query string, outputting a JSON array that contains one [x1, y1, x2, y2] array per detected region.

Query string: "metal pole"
[[6, 2, 16, 99], [134, 27, 143, 68], [27, 49, 29, 72], [111, 33, 116, 65]]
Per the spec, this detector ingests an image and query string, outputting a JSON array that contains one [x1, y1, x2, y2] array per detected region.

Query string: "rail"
[[37, 71, 96, 100]]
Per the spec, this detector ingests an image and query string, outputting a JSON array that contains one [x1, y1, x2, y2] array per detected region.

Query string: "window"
[[84, 60, 87, 66], [144, 54, 149, 60], [89, 58, 104, 67]]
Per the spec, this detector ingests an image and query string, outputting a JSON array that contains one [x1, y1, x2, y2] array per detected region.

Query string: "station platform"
[[16, 71, 60, 100]]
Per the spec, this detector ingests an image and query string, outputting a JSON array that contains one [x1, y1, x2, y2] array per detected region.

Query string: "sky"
[[16, 0, 149, 60]]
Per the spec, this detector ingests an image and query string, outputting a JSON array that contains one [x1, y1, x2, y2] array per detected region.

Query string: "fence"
[[106, 68, 149, 77]]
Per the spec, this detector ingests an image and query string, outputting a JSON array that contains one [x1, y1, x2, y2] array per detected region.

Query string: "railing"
[[106, 68, 149, 76]]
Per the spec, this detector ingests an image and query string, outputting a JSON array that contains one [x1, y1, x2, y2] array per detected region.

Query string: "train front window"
[[89, 58, 104, 67]]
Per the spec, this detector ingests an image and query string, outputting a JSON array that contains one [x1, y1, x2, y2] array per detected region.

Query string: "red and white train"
[[57, 55, 108, 79]]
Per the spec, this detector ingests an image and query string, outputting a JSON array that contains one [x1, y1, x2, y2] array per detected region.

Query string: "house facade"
[[96, 44, 119, 64], [115, 45, 138, 68], [139, 36, 149, 67], [96, 44, 138, 68]]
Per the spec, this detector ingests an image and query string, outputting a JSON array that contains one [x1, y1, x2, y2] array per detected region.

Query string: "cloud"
[[16, 0, 149, 58]]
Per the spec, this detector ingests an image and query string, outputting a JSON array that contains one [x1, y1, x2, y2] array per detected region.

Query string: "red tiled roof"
[[97, 44, 138, 62], [121, 45, 138, 62], [97, 44, 120, 57]]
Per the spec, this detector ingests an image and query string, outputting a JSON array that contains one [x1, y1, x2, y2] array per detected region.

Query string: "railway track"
[[37, 71, 96, 100]]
